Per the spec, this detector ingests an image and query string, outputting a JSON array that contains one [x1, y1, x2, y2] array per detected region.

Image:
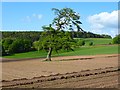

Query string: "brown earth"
[[1, 54, 119, 88], [2, 67, 119, 88]]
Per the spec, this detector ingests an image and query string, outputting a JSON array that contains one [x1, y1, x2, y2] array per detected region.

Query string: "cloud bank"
[[88, 10, 118, 37]]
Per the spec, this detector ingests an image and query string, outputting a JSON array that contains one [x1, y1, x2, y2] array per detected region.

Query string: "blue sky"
[[2, 2, 118, 37]]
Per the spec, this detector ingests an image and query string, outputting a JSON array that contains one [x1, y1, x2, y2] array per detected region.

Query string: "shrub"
[[77, 40, 85, 46], [89, 42, 93, 46], [113, 34, 120, 44], [2, 38, 13, 50], [109, 42, 112, 45], [8, 39, 31, 54]]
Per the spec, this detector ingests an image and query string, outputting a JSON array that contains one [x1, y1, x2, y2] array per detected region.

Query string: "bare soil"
[[2, 67, 119, 88], [1, 54, 119, 88]]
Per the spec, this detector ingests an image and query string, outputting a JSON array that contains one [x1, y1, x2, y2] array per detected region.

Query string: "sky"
[[1, 2, 119, 37]]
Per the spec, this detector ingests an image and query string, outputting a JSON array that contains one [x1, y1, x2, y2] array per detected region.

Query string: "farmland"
[[77, 38, 112, 45], [3, 68, 119, 88], [2, 54, 119, 88]]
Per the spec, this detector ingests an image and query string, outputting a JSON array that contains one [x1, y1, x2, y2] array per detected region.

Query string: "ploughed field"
[[1, 54, 119, 88], [2, 67, 119, 88]]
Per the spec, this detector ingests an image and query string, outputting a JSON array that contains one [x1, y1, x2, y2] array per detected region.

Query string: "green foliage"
[[2, 38, 14, 55], [52, 8, 83, 32], [2, 31, 112, 40], [77, 40, 85, 46], [73, 31, 111, 38], [101, 34, 112, 38], [2, 38, 13, 50], [39, 25, 75, 53], [8, 39, 31, 53], [89, 42, 93, 46], [32, 7, 84, 60], [39, 8, 83, 60], [2, 38, 32, 55], [33, 41, 42, 51], [2, 31, 41, 43], [113, 34, 120, 44]]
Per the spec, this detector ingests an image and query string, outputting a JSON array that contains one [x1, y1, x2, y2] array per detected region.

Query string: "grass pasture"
[[57, 45, 118, 56], [75, 38, 112, 46], [4, 45, 118, 59], [3, 38, 118, 59]]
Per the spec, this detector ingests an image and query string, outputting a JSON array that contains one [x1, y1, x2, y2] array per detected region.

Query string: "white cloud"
[[87, 10, 118, 37], [32, 13, 43, 20], [22, 13, 43, 22]]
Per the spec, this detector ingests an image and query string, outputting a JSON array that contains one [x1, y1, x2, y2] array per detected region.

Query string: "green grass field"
[[4, 45, 118, 59], [75, 38, 112, 46], [3, 38, 118, 59]]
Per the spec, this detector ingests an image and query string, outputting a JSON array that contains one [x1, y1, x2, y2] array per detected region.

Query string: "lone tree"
[[36, 8, 83, 61]]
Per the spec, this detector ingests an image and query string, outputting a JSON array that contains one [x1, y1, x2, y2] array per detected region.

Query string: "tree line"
[[2, 31, 112, 42]]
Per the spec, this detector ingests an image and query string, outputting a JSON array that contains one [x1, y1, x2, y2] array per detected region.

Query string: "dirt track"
[[1, 54, 119, 88]]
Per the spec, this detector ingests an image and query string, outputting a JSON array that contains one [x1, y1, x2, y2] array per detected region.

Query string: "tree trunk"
[[46, 47, 52, 61]]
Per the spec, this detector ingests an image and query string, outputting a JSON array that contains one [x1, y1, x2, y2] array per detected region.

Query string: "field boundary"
[[1, 54, 119, 63]]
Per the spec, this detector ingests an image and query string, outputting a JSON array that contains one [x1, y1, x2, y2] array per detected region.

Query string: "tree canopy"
[[34, 8, 83, 61], [52, 8, 83, 32]]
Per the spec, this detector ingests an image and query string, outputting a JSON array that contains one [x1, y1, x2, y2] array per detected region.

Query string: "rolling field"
[[3, 45, 118, 59], [3, 38, 117, 59], [77, 38, 112, 46]]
